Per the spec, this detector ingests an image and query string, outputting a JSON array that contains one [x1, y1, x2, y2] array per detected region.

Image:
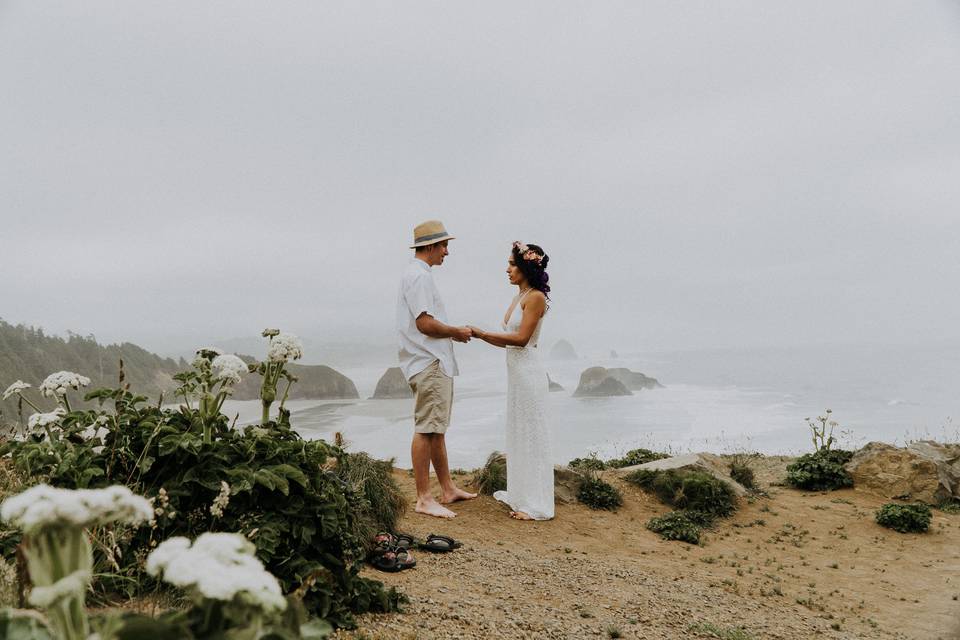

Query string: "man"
[[397, 220, 477, 518]]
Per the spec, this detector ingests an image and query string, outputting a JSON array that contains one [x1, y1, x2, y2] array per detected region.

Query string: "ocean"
[[221, 342, 960, 469]]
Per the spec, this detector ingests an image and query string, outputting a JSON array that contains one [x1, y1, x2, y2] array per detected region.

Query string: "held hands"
[[467, 326, 484, 340], [451, 326, 473, 343]]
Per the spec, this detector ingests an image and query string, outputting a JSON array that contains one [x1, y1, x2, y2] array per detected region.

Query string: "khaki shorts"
[[409, 360, 453, 434]]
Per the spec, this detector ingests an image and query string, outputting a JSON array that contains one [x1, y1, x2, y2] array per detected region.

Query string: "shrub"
[[875, 503, 932, 533], [606, 448, 669, 469], [729, 463, 755, 490], [647, 511, 703, 545], [568, 456, 606, 471], [577, 475, 623, 511], [339, 452, 407, 551], [625, 469, 736, 519], [785, 449, 854, 491], [0, 357, 403, 630], [472, 452, 507, 495]]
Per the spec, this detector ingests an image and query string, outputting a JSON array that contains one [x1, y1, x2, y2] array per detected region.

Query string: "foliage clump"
[[568, 448, 668, 471], [626, 469, 736, 519], [576, 474, 623, 510], [0, 339, 405, 631], [472, 452, 507, 495], [646, 511, 705, 545], [785, 449, 854, 491], [875, 503, 932, 533]]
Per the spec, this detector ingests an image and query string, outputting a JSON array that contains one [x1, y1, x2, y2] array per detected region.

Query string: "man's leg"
[[412, 433, 456, 518], [432, 434, 477, 504]]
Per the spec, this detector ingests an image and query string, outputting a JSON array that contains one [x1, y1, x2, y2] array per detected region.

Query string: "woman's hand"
[[468, 326, 485, 340]]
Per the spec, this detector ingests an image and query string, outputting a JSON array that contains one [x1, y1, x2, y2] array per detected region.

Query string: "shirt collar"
[[412, 257, 432, 271]]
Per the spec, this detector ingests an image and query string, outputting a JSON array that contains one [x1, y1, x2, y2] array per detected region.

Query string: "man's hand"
[[467, 326, 484, 340], [451, 326, 472, 343]]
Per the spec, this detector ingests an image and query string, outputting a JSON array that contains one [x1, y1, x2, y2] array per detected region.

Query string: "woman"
[[470, 241, 553, 520]]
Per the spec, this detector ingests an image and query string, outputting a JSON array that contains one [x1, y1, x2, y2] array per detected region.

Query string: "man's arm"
[[416, 313, 472, 343]]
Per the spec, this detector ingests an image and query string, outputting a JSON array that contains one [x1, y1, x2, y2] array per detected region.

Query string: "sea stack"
[[372, 367, 414, 399]]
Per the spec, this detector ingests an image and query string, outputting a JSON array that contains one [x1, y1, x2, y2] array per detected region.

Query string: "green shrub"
[[1, 386, 403, 629], [625, 469, 736, 519], [875, 503, 932, 533], [606, 448, 669, 469], [577, 475, 623, 511], [568, 456, 606, 471], [472, 452, 507, 495], [785, 449, 854, 491], [729, 463, 755, 490], [647, 511, 703, 544], [340, 452, 407, 550]]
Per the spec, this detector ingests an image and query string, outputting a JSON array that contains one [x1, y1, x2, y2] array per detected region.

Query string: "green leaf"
[[0, 609, 55, 640]]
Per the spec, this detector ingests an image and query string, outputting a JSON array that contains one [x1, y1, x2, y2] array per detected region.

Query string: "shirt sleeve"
[[404, 273, 437, 320]]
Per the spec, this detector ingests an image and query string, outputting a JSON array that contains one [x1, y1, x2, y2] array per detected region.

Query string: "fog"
[[2, 1, 959, 359]]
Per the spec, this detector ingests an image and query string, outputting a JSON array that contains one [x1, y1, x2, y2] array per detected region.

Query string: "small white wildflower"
[[79, 423, 110, 454], [211, 354, 247, 386], [2, 380, 31, 400], [27, 408, 67, 430], [1, 484, 154, 534], [38, 371, 91, 398], [147, 533, 286, 613], [209, 481, 230, 518], [267, 333, 303, 363]]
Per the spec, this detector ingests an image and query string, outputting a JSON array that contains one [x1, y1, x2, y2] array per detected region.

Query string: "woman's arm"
[[471, 292, 546, 348]]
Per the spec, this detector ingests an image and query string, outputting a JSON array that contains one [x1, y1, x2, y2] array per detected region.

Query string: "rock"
[[549, 339, 578, 360], [231, 359, 359, 400], [612, 453, 749, 497], [610, 350, 618, 359], [547, 373, 564, 392], [572, 367, 632, 397], [371, 367, 413, 399], [845, 440, 960, 502], [553, 466, 582, 504], [606, 367, 663, 390]]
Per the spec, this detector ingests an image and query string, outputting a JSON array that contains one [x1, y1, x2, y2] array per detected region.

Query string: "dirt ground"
[[335, 457, 960, 640]]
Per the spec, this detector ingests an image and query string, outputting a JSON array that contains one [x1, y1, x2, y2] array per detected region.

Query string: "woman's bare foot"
[[440, 487, 478, 504], [509, 511, 534, 520], [415, 498, 456, 519]]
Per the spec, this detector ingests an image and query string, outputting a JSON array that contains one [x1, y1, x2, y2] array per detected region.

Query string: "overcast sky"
[[2, 1, 959, 358]]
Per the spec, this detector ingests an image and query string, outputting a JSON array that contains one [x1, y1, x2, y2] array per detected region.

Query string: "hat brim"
[[410, 234, 455, 249]]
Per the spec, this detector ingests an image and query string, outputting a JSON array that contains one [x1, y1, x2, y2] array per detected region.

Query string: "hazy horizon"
[[3, 2, 959, 356]]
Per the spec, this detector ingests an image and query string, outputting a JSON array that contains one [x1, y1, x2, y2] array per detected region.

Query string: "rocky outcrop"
[[845, 441, 960, 503], [553, 466, 582, 504], [613, 453, 749, 497], [547, 374, 564, 392], [572, 367, 632, 397], [607, 368, 663, 390], [549, 339, 578, 361], [371, 367, 413, 399], [232, 361, 359, 400]]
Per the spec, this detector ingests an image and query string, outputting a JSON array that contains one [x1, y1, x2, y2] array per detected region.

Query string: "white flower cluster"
[[38, 371, 91, 398], [146, 533, 286, 613], [1, 484, 154, 534], [79, 416, 110, 453], [212, 354, 247, 385], [209, 480, 231, 517], [28, 408, 66, 430], [267, 333, 303, 363], [2, 380, 31, 400]]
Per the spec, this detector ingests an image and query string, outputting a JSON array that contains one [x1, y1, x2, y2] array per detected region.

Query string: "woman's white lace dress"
[[493, 297, 554, 520]]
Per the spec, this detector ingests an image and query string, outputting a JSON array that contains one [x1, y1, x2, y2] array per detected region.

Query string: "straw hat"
[[410, 220, 456, 248]]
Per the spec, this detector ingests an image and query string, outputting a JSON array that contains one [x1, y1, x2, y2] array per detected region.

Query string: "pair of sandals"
[[368, 532, 462, 572]]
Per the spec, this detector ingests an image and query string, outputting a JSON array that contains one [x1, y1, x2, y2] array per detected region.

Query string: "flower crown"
[[512, 241, 544, 266]]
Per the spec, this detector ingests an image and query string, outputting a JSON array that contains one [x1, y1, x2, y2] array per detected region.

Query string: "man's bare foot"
[[510, 511, 534, 520], [415, 498, 456, 519], [440, 487, 478, 504]]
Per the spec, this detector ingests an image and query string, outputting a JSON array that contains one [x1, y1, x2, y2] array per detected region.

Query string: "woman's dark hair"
[[511, 242, 551, 298]]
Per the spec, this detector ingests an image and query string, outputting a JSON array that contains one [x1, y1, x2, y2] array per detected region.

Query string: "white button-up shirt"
[[396, 258, 459, 381]]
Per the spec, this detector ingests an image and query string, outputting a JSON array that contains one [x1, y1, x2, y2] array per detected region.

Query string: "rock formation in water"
[[547, 373, 564, 392], [372, 367, 414, 399], [606, 367, 663, 390], [549, 339, 578, 361], [572, 367, 632, 397], [232, 360, 359, 400]]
